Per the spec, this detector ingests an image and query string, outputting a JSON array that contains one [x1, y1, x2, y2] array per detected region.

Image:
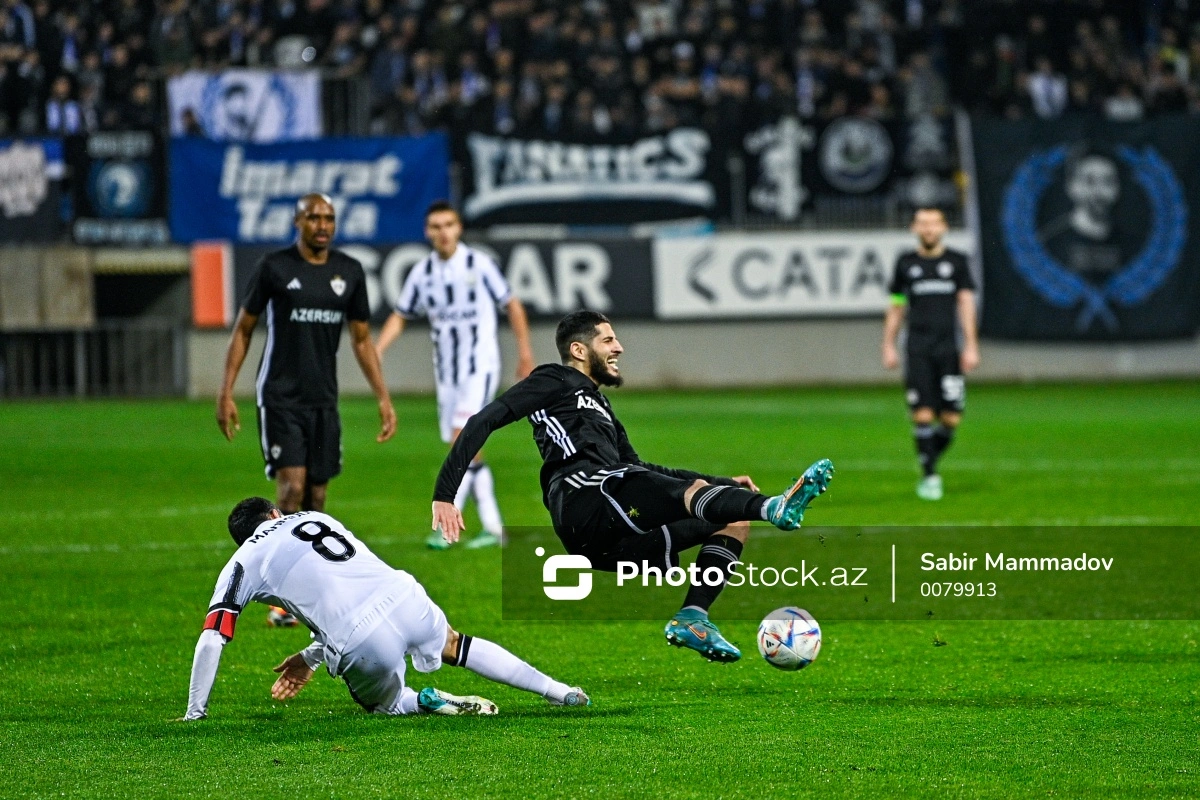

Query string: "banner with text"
[[169, 135, 449, 244], [973, 115, 1200, 340], [232, 237, 655, 323], [68, 131, 169, 245], [167, 70, 322, 142], [459, 129, 728, 225], [653, 230, 972, 319], [0, 138, 64, 242]]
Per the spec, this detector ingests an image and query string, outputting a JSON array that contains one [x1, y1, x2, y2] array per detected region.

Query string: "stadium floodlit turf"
[[3, 382, 1198, 798]]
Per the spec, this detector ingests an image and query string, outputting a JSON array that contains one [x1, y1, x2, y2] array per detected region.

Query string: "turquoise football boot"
[[664, 608, 741, 663], [763, 458, 835, 531]]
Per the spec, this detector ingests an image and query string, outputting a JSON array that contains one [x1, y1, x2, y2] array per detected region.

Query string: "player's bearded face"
[[585, 328, 623, 387]]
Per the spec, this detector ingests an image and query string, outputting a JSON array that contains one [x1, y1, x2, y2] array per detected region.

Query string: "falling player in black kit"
[[430, 311, 834, 662], [216, 193, 397, 626], [882, 208, 980, 500]]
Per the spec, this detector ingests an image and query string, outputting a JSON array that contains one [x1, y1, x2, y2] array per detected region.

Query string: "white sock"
[[460, 637, 570, 702], [454, 465, 478, 511], [472, 464, 504, 535], [396, 686, 420, 714]]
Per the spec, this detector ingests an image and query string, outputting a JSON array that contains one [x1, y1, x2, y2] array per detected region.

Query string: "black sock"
[[914, 423, 937, 477], [689, 484, 766, 523], [682, 535, 744, 612], [931, 424, 955, 469], [444, 634, 474, 667]]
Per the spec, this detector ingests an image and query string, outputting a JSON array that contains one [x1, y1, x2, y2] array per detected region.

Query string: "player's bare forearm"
[[957, 290, 980, 372], [374, 312, 406, 360], [350, 321, 397, 442], [882, 304, 905, 369], [506, 298, 535, 379], [216, 310, 257, 440]]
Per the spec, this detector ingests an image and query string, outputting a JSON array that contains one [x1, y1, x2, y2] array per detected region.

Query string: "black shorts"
[[256, 405, 342, 484], [548, 465, 725, 572], [905, 339, 965, 414]]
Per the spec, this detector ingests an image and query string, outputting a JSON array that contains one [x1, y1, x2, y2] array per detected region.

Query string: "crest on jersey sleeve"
[[330, 275, 346, 296]]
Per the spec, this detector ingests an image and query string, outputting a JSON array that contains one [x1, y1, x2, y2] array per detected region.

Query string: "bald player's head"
[[294, 194, 336, 253]]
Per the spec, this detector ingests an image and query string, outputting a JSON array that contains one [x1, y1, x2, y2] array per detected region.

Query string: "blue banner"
[[973, 115, 1200, 341], [169, 135, 449, 244]]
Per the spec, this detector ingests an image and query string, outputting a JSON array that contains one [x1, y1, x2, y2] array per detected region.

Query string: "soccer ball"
[[757, 607, 821, 670]]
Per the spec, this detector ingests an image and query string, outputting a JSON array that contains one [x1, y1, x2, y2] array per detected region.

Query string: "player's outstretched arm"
[[505, 298, 536, 379], [432, 399, 520, 542], [349, 320, 397, 442], [216, 309, 258, 441], [183, 629, 227, 720]]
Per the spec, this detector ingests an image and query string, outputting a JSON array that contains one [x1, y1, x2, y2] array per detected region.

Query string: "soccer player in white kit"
[[182, 498, 587, 719], [376, 201, 534, 550]]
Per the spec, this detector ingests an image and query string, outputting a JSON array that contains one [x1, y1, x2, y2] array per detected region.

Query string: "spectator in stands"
[[44, 73, 80, 133], [1028, 57, 1068, 119]]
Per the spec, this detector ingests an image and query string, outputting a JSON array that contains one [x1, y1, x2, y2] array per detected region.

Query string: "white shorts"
[[436, 369, 499, 443], [337, 579, 448, 715]]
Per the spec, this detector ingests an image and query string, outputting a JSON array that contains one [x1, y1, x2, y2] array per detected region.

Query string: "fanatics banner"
[[167, 69, 322, 143], [169, 135, 450, 245], [652, 230, 973, 320], [972, 115, 1200, 340], [459, 129, 729, 225], [232, 237, 656, 324], [0, 138, 64, 242]]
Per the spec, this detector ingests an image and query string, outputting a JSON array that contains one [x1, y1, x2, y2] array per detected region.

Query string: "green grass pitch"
[[2, 381, 1198, 798]]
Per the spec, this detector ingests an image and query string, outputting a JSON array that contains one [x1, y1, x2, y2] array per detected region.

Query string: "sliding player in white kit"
[[376, 201, 534, 550], [182, 497, 587, 719]]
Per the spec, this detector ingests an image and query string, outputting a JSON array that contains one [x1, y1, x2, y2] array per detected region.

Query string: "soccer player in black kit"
[[216, 193, 396, 625], [882, 208, 980, 500], [431, 311, 834, 662]]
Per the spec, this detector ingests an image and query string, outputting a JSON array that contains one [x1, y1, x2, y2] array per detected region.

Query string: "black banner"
[[457, 129, 729, 226], [973, 115, 1200, 341], [233, 237, 655, 324], [0, 138, 64, 242], [67, 131, 169, 245], [742, 115, 959, 222]]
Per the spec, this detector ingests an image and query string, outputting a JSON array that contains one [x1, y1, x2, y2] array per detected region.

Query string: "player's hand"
[[731, 475, 759, 492], [377, 399, 397, 443], [515, 352, 535, 381], [960, 345, 980, 374], [882, 344, 899, 370], [216, 394, 240, 440], [271, 653, 315, 701], [432, 500, 464, 544]]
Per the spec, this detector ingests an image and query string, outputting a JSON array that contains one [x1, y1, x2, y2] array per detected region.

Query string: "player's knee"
[[442, 628, 461, 663], [939, 412, 961, 428], [911, 408, 935, 424], [682, 479, 709, 512]]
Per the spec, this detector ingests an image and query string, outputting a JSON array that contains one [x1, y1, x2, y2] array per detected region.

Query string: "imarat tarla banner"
[[653, 230, 973, 320], [973, 115, 1200, 341]]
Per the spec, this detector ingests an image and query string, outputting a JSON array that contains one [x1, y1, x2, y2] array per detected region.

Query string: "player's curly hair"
[[555, 310, 611, 363], [228, 497, 279, 545]]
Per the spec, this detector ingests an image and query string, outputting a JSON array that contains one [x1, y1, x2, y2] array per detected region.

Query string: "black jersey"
[[433, 364, 729, 505], [242, 246, 371, 408], [888, 248, 975, 338]]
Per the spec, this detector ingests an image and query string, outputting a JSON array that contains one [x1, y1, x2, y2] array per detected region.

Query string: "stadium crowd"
[[0, 0, 1198, 138]]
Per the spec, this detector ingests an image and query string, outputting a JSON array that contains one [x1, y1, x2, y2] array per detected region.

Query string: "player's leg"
[[927, 354, 966, 495], [906, 349, 943, 499], [303, 407, 341, 512], [441, 627, 588, 707], [257, 406, 306, 512]]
